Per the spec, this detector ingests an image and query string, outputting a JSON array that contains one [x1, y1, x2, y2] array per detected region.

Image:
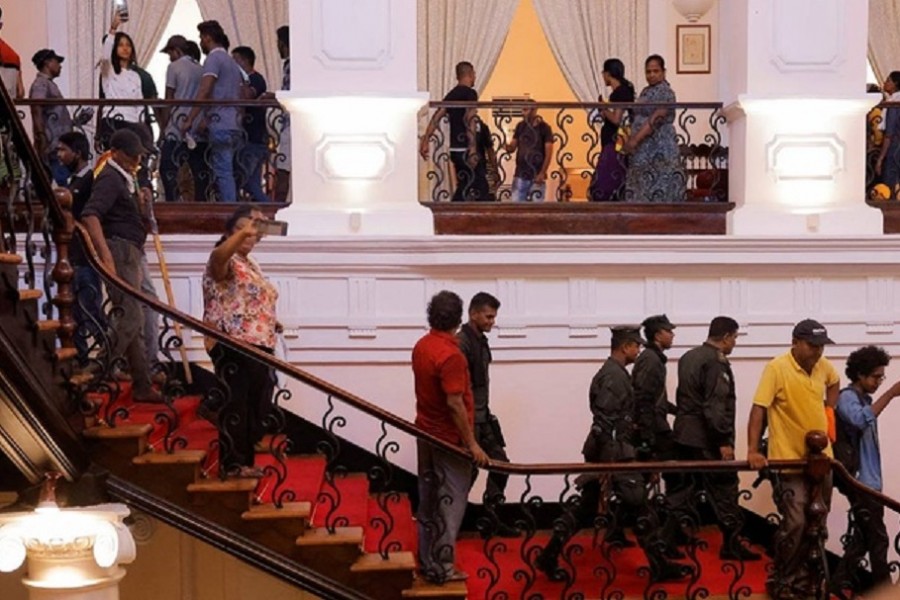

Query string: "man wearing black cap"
[[159, 34, 206, 202], [536, 326, 687, 583], [81, 129, 162, 404], [666, 316, 761, 561], [29, 48, 71, 186], [633, 314, 678, 462], [747, 318, 840, 599]]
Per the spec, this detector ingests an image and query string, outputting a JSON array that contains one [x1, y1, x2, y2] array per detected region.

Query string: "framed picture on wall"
[[676, 24, 711, 74]]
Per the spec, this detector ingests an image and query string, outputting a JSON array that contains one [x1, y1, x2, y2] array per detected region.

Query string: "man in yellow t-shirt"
[[747, 319, 839, 599]]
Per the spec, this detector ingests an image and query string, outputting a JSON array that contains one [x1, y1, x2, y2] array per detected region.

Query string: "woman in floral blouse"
[[203, 206, 279, 478]]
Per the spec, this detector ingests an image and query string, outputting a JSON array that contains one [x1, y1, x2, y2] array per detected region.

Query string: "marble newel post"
[[277, 0, 433, 235], [722, 0, 882, 235]]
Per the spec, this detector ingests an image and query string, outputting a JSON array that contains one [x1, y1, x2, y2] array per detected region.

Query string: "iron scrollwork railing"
[[421, 100, 728, 204], [15, 97, 291, 204]]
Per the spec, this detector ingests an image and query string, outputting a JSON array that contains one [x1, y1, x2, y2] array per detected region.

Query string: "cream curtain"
[[868, 0, 900, 84], [68, 0, 178, 98], [532, 0, 648, 102], [196, 0, 288, 92], [416, 0, 520, 99]]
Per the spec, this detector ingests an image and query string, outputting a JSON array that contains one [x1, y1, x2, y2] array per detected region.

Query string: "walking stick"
[[146, 200, 193, 385]]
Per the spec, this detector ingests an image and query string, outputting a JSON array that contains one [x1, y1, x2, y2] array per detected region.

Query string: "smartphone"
[[113, 0, 130, 22], [255, 219, 289, 237]]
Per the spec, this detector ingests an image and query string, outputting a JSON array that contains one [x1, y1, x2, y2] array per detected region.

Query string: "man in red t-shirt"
[[0, 8, 24, 99], [413, 290, 489, 584]]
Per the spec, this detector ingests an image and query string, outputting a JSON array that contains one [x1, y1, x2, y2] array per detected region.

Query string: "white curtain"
[[532, 0, 648, 102], [416, 0, 520, 99], [868, 0, 900, 84], [67, 0, 178, 98], [196, 0, 288, 92]]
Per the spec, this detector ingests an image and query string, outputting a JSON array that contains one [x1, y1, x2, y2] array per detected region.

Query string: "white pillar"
[[277, 0, 433, 236], [722, 0, 881, 235]]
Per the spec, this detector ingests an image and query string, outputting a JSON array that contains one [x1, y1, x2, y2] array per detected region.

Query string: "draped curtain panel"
[[416, 0, 520, 99], [532, 0, 648, 102], [868, 0, 900, 84], [68, 0, 178, 98], [196, 0, 289, 93]]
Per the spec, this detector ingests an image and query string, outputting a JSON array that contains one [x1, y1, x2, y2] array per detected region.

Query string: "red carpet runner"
[[95, 384, 772, 598]]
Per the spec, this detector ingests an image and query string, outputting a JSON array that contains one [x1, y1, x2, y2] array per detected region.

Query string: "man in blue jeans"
[[505, 100, 553, 202], [232, 45, 269, 202], [181, 20, 244, 202]]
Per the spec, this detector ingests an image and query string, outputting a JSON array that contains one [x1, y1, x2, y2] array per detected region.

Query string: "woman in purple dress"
[[589, 58, 635, 201]]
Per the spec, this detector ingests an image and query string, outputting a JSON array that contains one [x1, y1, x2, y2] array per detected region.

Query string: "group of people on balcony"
[[421, 56, 686, 203], [413, 289, 898, 598], [5, 11, 292, 203]]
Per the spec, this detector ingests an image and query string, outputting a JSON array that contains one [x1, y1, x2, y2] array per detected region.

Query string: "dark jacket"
[[585, 358, 636, 461], [632, 345, 677, 439], [673, 342, 736, 449], [81, 163, 147, 248], [457, 322, 492, 423]]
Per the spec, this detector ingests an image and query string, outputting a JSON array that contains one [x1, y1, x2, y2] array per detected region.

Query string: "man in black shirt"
[[232, 46, 269, 202], [419, 61, 490, 201], [457, 292, 514, 535], [506, 100, 553, 202], [57, 131, 105, 367], [666, 316, 761, 561], [632, 314, 678, 462], [81, 129, 162, 404]]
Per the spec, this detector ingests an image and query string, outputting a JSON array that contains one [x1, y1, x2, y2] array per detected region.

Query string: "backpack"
[[832, 387, 863, 477]]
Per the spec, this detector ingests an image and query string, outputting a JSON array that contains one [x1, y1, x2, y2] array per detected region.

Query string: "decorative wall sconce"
[[672, 0, 715, 22]]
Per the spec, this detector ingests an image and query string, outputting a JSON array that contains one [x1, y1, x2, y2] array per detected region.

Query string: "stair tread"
[[295, 526, 364, 546], [84, 424, 153, 439], [17, 289, 42, 301], [55, 348, 78, 362], [350, 551, 416, 573], [187, 478, 258, 493], [133, 450, 206, 465], [68, 372, 95, 387], [401, 579, 468, 598], [36, 319, 60, 332], [242, 501, 311, 521], [0, 253, 22, 265]]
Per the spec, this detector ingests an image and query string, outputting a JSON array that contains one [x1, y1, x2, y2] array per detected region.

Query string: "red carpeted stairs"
[[86, 382, 773, 599]]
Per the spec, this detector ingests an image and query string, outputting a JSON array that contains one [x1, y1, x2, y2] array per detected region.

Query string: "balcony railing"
[[15, 98, 290, 204], [420, 100, 727, 204]]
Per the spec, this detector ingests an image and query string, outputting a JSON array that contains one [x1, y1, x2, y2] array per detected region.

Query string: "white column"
[[277, 0, 433, 236], [722, 0, 881, 235]]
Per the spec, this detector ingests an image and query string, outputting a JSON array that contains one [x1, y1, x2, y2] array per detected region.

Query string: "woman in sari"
[[623, 55, 685, 202]]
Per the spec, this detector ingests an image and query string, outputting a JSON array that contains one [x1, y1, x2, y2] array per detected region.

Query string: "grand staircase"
[[1, 76, 898, 600]]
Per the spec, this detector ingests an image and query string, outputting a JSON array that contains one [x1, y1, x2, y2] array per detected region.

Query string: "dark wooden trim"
[[423, 201, 735, 235], [153, 202, 288, 235], [868, 200, 900, 234], [105, 475, 369, 600]]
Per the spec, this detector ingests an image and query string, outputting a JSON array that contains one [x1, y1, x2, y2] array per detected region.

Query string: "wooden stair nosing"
[[295, 526, 364, 547], [84, 424, 153, 439], [187, 478, 258, 494], [17, 289, 42, 301], [0, 253, 23, 265], [241, 501, 312, 521], [401, 579, 468, 598], [350, 551, 416, 573], [36, 319, 60, 332], [55, 348, 78, 362], [132, 450, 207, 466]]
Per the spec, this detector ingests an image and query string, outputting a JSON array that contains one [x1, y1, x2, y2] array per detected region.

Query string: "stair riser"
[[128, 463, 202, 505], [349, 571, 415, 600], [189, 491, 256, 528], [235, 522, 309, 557], [294, 544, 363, 580]]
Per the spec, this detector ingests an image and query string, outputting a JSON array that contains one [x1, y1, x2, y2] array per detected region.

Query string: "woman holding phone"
[[202, 206, 280, 478]]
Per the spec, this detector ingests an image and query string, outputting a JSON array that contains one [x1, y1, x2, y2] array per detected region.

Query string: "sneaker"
[[534, 551, 565, 582], [651, 561, 692, 583], [420, 567, 468, 584]]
